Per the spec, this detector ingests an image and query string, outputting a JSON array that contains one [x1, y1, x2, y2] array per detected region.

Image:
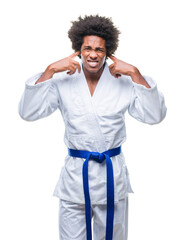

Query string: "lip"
[[87, 60, 99, 68]]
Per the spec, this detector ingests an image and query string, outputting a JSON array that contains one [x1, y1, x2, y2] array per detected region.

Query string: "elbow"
[[18, 111, 35, 122], [18, 92, 41, 121], [18, 97, 34, 121], [18, 105, 38, 122], [146, 106, 167, 125], [19, 112, 35, 122]]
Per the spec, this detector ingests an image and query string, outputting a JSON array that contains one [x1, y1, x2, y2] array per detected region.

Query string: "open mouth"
[[87, 60, 99, 67]]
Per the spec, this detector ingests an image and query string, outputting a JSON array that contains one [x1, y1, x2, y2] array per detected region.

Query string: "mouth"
[[87, 60, 99, 68]]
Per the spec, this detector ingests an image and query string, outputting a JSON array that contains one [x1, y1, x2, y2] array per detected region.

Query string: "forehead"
[[82, 35, 106, 48]]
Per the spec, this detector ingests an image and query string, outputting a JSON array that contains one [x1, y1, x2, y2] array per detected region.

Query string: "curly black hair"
[[68, 15, 120, 57]]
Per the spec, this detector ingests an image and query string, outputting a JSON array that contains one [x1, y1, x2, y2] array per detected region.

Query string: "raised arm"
[[35, 51, 81, 84], [109, 55, 151, 88], [108, 55, 167, 124], [19, 52, 81, 121]]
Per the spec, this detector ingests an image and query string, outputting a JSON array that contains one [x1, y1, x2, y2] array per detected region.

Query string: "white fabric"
[[59, 197, 129, 240], [18, 62, 167, 204]]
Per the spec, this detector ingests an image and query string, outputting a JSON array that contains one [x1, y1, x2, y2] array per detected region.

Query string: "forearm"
[[35, 52, 81, 84], [35, 65, 55, 84], [130, 67, 151, 88], [109, 56, 151, 88]]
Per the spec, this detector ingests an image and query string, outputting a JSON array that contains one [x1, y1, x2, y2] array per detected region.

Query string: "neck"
[[83, 63, 105, 82]]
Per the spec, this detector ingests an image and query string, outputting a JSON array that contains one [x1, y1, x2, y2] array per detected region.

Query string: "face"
[[80, 35, 106, 74]]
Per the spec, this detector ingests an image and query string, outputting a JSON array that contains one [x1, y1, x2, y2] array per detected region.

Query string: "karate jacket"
[[18, 62, 167, 204]]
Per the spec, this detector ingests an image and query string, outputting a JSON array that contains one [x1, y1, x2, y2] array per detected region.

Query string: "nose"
[[89, 50, 98, 59]]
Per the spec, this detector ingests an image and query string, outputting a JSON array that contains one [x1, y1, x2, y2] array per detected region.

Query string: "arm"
[[109, 55, 150, 88], [18, 52, 81, 121], [35, 51, 81, 84], [109, 56, 167, 124], [128, 76, 167, 124], [18, 73, 59, 121]]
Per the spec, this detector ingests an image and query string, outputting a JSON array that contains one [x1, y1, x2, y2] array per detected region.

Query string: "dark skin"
[[80, 36, 107, 96], [35, 35, 150, 93]]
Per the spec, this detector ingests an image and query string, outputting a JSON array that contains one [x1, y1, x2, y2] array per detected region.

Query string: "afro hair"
[[68, 15, 121, 57]]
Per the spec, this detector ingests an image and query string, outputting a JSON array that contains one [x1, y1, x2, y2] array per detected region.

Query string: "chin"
[[86, 67, 100, 73]]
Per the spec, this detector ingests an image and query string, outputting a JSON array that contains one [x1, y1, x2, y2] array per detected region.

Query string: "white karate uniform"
[[18, 62, 166, 239], [59, 197, 128, 240]]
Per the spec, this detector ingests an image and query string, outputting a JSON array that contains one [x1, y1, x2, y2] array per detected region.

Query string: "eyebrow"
[[83, 46, 105, 50]]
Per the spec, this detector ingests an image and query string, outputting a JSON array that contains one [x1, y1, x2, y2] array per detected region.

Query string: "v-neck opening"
[[81, 62, 107, 99], [86, 79, 99, 98]]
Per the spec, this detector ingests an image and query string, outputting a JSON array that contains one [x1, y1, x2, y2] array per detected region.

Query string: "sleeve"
[[18, 73, 59, 121], [128, 76, 167, 124]]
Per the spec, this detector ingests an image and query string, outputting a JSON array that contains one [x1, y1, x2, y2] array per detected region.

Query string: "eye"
[[96, 48, 105, 53], [83, 47, 91, 51]]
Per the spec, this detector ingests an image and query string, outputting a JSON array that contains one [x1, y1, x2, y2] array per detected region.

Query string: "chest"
[[86, 80, 98, 97], [57, 73, 132, 122]]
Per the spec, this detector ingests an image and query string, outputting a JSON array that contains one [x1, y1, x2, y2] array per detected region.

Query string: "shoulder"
[[105, 62, 133, 88], [118, 75, 133, 88], [52, 71, 71, 82], [108, 72, 133, 90], [52, 71, 77, 87]]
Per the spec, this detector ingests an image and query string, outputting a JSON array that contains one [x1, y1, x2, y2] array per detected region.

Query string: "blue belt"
[[68, 146, 122, 240]]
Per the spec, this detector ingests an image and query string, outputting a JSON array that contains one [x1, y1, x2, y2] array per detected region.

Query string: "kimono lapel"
[[83, 67, 104, 99], [74, 62, 110, 152], [81, 62, 109, 101]]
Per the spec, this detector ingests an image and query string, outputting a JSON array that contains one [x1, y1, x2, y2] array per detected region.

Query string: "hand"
[[109, 55, 135, 78], [50, 51, 81, 75], [35, 51, 81, 84], [109, 55, 151, 88]]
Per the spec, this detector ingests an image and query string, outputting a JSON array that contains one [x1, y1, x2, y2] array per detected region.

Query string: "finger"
[[109, 67, 121, 78], [109, 69, 115, 77], [109, 65, 116, 75], [76, 62, 81, 73], [109, 66, 114, 75], [115, 74, 121, 78], [70, 51, 81, 59], [66, 66, 76, 75], [67, 70, 75, 75], [109, 63, 114, 70], [67, 64, 79, 75], [73, 61, 81, 73], [109, 55, 117, 61]]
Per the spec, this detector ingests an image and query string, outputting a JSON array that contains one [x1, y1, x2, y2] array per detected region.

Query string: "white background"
[[0, 0, 184, 239]]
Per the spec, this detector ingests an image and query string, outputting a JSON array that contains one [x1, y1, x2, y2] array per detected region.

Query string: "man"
[[19, 15, 167, 240]]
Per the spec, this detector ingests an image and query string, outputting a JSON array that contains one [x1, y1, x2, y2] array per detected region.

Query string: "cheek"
[[100, 56, 106, 65], [81, 55, 85, 63]]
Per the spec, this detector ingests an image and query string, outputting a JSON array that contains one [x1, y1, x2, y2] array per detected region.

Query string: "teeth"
[[88, 61, 98, 67]]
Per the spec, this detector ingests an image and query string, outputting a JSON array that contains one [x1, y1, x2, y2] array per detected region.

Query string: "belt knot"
[[90, 152, 105, 163]]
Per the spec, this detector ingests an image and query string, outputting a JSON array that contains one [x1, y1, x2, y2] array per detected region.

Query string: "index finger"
[[70, 51, 81, 58], [109, 55, 117, 61]]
